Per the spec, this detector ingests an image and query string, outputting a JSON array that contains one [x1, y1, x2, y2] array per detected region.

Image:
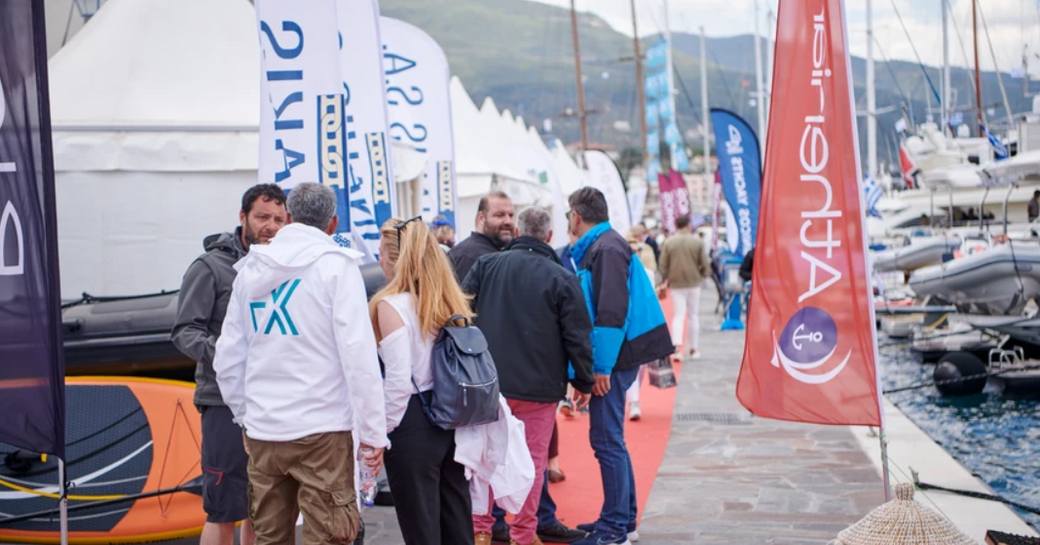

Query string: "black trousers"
[[385, 395, 474, 545]]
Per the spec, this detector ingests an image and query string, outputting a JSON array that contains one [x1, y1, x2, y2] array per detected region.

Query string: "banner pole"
[[58, 457, 69, 545], [878, 428, 892, 501]]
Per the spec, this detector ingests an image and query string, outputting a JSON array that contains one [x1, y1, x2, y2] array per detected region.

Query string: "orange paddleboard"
[[0, 377, 205, 544]]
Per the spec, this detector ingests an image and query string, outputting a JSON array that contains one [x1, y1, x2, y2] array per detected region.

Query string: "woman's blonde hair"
[[369, 217, 473, 337]]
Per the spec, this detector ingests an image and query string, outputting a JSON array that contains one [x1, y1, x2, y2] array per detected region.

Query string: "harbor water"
[[879, 340, 1040, 531]]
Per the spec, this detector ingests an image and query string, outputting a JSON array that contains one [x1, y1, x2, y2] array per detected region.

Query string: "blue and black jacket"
[[570, 222, 675, 374]]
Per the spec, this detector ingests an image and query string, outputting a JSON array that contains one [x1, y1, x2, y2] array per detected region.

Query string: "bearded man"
[[171, 183, 288, 545], [448, 190, 516, 280]]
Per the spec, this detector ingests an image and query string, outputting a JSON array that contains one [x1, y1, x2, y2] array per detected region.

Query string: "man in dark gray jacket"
[[171, 183, 287, 545]]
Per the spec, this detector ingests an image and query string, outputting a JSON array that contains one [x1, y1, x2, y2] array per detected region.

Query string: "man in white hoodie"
[[214, 183, 389, 545]]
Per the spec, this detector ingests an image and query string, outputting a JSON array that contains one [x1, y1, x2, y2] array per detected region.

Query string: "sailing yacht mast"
[[867, 0, 877, 178], [753, 0, 766, 148], [941, 0, 951, 133], [973, 0, 983, 133], [701, 26, 711, 180], [569, 0, 589, 153], [630, 0, 647, 163]]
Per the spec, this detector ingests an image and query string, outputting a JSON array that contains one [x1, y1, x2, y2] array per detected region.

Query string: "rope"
[[0, 476, 125, 502], [877, 314, 1037, 349], [883, 363, 1040, 394], [889, 0, 943, 108], [871, 34, 913, 115], [948, 1, 981, 123], [0, 482, 201, 526], [62, 289, 179, 310], [976, 1, 1015, 127], [913, 475, 1040, 516]]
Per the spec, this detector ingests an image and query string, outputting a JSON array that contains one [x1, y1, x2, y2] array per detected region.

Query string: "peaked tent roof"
[[49, 0, 260, 128]]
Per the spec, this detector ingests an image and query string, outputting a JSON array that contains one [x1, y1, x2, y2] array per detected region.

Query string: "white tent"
[[451, 80, 555, 241], [50, 0, 578, 295], [52, 0, 440, 296], [49, 0, 261, 297]]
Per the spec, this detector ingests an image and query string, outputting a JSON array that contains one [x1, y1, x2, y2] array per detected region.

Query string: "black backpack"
[[416, 315, 501, 430]]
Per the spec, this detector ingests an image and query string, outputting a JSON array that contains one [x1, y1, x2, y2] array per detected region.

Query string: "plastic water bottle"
[[357, 447, 378, 507]]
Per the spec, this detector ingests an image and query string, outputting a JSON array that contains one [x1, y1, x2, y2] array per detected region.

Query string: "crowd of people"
[[171, 182, 711, 545]]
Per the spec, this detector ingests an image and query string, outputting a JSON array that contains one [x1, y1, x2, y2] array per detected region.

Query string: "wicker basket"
[[832, 483, 977, 545]]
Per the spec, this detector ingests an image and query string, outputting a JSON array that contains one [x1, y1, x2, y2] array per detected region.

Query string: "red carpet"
[[546, 295, 682, 535]]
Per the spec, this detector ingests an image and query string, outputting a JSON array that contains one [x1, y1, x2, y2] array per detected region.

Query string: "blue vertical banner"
[[644, 39, 667, 181], [644, 37, 689, 178], [710, 108, 761, 257], [0, 0, 66, 458]]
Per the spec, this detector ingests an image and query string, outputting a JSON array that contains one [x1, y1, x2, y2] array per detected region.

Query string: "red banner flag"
[[736, 0, 882, 426]]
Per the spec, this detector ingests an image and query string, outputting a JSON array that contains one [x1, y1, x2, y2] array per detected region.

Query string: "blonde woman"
[[369, 216, 475, 545]]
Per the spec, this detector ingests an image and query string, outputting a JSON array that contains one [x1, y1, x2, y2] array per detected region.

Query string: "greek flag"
[[985, 126, 1009, 160], [863, 175, 883, 218]]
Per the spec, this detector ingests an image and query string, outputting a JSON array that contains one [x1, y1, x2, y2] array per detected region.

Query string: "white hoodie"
[[213, 223, 389, 448]]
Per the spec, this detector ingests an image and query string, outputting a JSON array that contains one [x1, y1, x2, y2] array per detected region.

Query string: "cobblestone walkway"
[[636, 293, 885, 544]]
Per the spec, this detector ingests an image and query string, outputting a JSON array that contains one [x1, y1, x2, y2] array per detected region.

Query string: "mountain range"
[[382, 0, 1035, 171]]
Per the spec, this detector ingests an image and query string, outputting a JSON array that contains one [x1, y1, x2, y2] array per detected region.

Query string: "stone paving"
[[139, 290, 889, 545], [636, 292, 885, 544], [356, 290, 887, 544]]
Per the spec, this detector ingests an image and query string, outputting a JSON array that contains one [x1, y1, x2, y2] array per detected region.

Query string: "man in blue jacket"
[[565, 188, 673, 545]]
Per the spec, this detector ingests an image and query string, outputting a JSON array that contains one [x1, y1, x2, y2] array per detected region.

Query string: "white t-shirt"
[[378, 292, 436, 433]]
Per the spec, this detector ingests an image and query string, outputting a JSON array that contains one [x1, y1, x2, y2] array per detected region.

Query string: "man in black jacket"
[[171, 184, 287, 545], [449, 190, 516, 280], [463, 206, 594, 545]]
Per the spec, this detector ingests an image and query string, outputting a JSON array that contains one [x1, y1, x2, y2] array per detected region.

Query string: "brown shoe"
[[509, 537, 544, 545], [476, 532, 493, 545]]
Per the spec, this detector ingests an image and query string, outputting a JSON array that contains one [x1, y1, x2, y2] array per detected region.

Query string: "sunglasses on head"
[[393, 215, 423, 239]]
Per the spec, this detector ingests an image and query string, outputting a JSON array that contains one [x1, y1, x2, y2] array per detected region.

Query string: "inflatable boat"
[[908, 242, 1040, 315], [872, 236, 961, 273], [62, 263, 387, 374]]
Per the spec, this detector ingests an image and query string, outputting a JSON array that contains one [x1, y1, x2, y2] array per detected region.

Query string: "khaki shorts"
[[245, 431, 359, 545]]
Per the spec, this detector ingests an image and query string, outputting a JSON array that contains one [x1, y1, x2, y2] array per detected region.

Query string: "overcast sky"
[[532, 0, 1040, 76]]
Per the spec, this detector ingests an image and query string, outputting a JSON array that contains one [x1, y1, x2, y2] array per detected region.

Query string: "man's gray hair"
[[286, 183, 337, 229], [518, 206, 552, 241]]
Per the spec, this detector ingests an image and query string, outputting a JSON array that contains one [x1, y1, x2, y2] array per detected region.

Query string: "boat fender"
[[934, 351, 987, 396]]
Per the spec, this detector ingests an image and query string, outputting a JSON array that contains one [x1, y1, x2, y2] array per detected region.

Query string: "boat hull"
[[909, 243, 1040, 314]]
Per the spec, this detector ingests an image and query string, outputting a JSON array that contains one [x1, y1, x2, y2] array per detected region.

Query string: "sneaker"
[[536, 521, 586, 543], [576, 524, 638, 543], [491, 524, 511, 543], [687, 348, 701, 360], [476, 532, 494, 545], [628, 401, 641, 421], [572, 530, 631, 545], [559, 398, 575, 418]]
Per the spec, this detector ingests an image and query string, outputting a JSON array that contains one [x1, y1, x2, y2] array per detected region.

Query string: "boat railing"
[[988, 344, 1025, 371]]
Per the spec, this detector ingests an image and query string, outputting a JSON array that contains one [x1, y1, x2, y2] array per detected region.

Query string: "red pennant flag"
[[736, 0, 882, 426], [899, 143, 918, 189]]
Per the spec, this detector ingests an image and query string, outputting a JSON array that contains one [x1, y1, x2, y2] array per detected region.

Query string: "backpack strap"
[[445, 314, 471, 327]]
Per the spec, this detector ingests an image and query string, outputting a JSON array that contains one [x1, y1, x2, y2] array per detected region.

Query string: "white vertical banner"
[[379, 16, 457, 229], [337, 0, 394, 255], [583, 149, 632, 235], [256, 1, 394, 256], [256, 1, 343, 188]]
